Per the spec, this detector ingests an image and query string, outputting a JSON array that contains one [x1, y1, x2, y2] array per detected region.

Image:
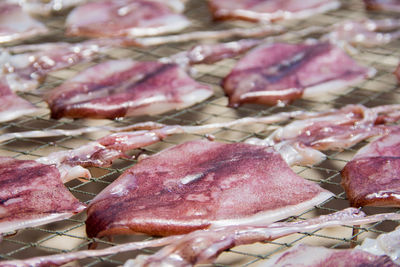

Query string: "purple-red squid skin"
[[0, 2, 48, 44], [86, 140, 331, 238], [222, 42, 311, 107], [0, 157, 86, 233], [47, 62, 168, 119], [222, 42, 372, 108], [208, 0, 340, 22], [363, 0, 400, 11], [341, 127, 400, 207], [342, 157, 400, 207], [0, 79, 36, 122], [46, 61, 212, 120], [66, 0, 189, 38]]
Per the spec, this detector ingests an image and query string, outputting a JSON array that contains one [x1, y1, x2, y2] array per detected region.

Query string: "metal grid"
[[1, 0, 400, 266]]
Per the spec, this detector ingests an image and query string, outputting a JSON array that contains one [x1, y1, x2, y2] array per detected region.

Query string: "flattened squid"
[[45, 60, 214, 119], [0, 2, 48, 44], [85, 140, 334, 238], [0, 41, 106, 92], [324, 18, 400, 47], [0, 79, 37, 123], [363, 0, 400, 12], [66, 0, 190, 38], [0, 157, 85, 235], [208, 0, 341, 22], [222, 41, 375, 108], [341, 127, 400, 207]]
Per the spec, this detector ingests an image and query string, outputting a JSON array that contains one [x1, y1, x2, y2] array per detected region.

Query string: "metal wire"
[[1, 0, 400, 266]]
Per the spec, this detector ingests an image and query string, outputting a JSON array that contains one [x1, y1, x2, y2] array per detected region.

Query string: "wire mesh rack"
[[1, 0, 400, 266]]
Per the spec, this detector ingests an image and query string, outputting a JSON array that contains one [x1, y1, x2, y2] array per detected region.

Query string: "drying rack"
[[1, 0, 400, 266]]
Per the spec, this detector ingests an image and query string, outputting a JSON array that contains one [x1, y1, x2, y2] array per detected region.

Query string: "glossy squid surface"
[[208, 0, 340, 22], [0, 41, 104, 92], [0, 2, 48, 44], [45, 60, 213, 119], [66, 0, 190, 38], [363, 0, 400, 12], [222, 42, 375, 108], [0, 157, 86, 234], [341, 127, 400, 207], [86, 140, 333, 238], [325, 18, 400, 47], [0, 79, 36, 122]]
